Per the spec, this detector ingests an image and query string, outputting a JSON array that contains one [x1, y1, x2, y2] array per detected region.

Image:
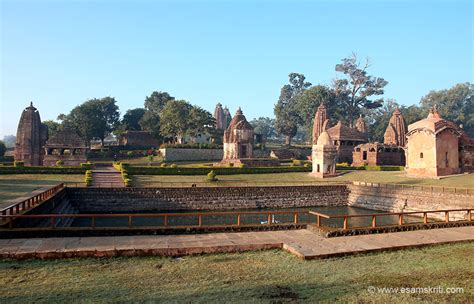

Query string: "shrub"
[[365, 165, 405, 171], [304, 162, 311, 168], [170, 164, 177, 168], [0, 166, 86, 174], [160, 163, 167, 168], [239, 163, 246, 168], [337, 162, 350, 167], [14, 161, 24, 168], [80, 162, 93, 170], [147, 155, 154, 163], [127, 151, 134, 157], [292, 159, 302, 166], [206, 170, 218, 182], [125, 165, 311, 176], [56, 160, 64, 167]]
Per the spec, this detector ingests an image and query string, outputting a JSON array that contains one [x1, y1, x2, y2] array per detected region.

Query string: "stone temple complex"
[[43, 128, 88, 166], [14, 102, 48, 166], [222, 107, 254, 161], [352, 109, 406, 167], [213, 103, 232, 131], [326, 121, 367, 164], [406, 106, 474, 177]]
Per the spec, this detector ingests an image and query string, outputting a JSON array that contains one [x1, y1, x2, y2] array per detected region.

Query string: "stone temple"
[[405, 106, 474, 177], [310, 130, 338, 178], [43, 128, 88, 166], [222, 107, 254, 161], [14, 102, 48, 166]]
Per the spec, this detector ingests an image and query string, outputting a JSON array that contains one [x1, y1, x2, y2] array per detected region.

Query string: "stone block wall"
[[67, 186, 349, 213], [348, 183, 473, 220]]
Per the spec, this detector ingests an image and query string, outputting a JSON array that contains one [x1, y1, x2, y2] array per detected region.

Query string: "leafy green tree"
[[144, 91, 175, 114], [274, 73, 311, 145], [187, 106, 215, 143], [139, 111, 161, 139], [59, 97, 120, 145], [160, 100, 193, 143], [0, 141, 6, 157], [42, 120, 61, 138], [120, 108, 146, 131], [419, 82, 474, 137], [333, 53, 388, 126], [250, 117, 276, 140], [295, 85, 338, 139]]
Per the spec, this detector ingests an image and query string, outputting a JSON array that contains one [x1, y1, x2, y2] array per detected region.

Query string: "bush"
[[292, 159, 302, 166], [206, 170, 218, 182], [160, 163, 167, 168], [127, 151, 134, 157], [56, 160, 64, 167], [126, 165, 311, 176], [239, 163, 246, 168], [80, 162, 93, 170], [14, 161, 24, 168], [170, 164, 177, 168], [159, 143, 223, 149], [0, 166, 86, 174], [365, 165, 405, 171], [337, 162, 350, 167], [304, 162, 311, 168], [147, 155, 154, 163]]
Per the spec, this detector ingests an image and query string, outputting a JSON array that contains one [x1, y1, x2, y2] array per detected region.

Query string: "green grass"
[[0, 174, 83, 208], [134, 171, 474, 188], [0, 243, 472, 303]]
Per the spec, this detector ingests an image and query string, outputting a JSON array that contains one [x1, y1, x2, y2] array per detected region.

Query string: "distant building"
[[43, 128, 88, 166], [405, 106, 473, 177], [14, 102, 48, 166], [326, 121, 367, 164], [355, 114, 368, 135]]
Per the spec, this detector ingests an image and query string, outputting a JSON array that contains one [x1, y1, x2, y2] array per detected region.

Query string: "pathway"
[[91, 166, 124, 187], [0, 226, 472, 259]]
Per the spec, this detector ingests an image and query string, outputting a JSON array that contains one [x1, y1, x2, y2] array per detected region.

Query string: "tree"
[[139, 111, 161, 139], [59, 97, 120, 145], [160, 100, 193, 143], [144, 91, 175, 114], [333, 53, 388, 127], [250, 117, 276, 141], [187, 106, 215, 143], [2, 135, 16, 148], [295, 85, 338, 139], [120, 108, 146, 131], [0, 141, 6, 158], [420, 83, 474, 137], [42, 120, 61, 138], [274, 73, 311, 145]]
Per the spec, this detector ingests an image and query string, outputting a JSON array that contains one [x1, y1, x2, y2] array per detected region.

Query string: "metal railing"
[[0, 183, 65, 216], [353, 181, 474, 195], [0, 210, 311, 230], [309, 208, 473, 230]]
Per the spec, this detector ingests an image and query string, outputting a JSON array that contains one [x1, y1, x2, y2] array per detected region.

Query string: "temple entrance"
[[240, 145, 248, 158]]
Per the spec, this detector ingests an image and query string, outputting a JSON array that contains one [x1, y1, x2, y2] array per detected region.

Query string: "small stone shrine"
[[43, 128, 88, 166]]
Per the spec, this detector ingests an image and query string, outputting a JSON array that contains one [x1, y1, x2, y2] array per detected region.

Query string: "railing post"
[[423, 213, 428, 224], [237, 214, 241, 226], [91, 216, 96, 228], [317, 215, 320, 227], [164, 215, 168, 227], [198, 215, 202, 227], [51, 216, 56, 228], [294, 212, 298, 224], [398, 214, 404, 226], [267, 213, 272, 225], [468, 210, 472, 222], [343, 217, 348, 230], [445, 211, 449, 223], [371, 215, 376, 228], [128, 216, 132, 228]]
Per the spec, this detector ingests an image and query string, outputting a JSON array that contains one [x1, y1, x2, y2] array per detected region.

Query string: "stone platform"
[[0, 226, 472, 260]]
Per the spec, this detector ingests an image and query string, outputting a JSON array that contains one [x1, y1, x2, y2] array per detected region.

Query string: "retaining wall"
[[67, 186, 349, 212], [348, 184, 473, 220]]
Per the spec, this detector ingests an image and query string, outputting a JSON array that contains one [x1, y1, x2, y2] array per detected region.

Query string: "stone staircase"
[[91, 166, 124, 187]]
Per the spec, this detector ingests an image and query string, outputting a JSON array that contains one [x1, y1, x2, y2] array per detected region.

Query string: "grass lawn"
[[0, 243, 472, 303], [0, 174, 83, 208], [134, 171, 474, 188]]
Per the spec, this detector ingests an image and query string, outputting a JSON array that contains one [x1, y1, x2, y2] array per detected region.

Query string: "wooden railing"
[[0, 210, 311, 229], [353, 181, 474, 195], [0, 183, 65, 216], [309, 208, 473, 230]]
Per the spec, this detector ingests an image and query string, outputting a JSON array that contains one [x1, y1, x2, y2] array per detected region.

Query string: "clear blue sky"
[[1, 0, 472, 137]]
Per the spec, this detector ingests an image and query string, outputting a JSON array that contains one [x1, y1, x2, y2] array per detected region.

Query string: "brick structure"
[[14, 102, 48, 166], [384, 108, 406, 147], [352, 143, 405, 167], [43, 128, 88, 166], [312, 103, 330, 144], [310, 131, 338, 178], [119, 131, 159, 147], [326, 121, 367, 163], [355, 114, 368, 135], [223, 106, 232, 129], [405, 106, 472, 177], [222, 107, 254, 161], [213, 103, 226, 130]]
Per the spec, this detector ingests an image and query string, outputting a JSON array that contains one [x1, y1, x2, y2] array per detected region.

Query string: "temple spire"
[[312, 103, 329, 144]]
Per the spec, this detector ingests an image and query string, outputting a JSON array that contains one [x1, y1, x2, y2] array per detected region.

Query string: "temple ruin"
[[118, 131, 159, 148], [213, 103, 226, 130], [384, 108, 406, 146], [310, 130, 338, 178], [14, 102, 48, 166], [355, 114, 368, 134], [312, 103, 329, 144], [43, 128, 88, 166], [222, 107, 254, 160], [405, 106, 473, 177], [326, 121, 367, 163]]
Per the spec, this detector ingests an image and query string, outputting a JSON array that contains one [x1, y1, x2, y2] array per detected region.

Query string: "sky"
[[1, 0, 472, 138]]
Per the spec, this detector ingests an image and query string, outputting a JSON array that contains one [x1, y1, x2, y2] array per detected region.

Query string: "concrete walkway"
[[0, 227, 472, 260], [91, 166, 124, 187]]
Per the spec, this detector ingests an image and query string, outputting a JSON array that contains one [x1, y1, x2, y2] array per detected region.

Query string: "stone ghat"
[[66, 186, 349, 212], [348, 184, 473, 220]]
